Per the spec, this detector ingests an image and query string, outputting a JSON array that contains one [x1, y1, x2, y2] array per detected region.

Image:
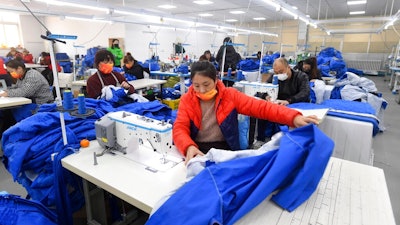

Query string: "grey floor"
[[0, 75, 399, 224]]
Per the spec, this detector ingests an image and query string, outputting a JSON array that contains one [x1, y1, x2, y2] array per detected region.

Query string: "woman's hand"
[[0, 91, 8, 97], [185, 145, 204, 165], [121, 81, 131, 90], [293, 115, 319, 127]]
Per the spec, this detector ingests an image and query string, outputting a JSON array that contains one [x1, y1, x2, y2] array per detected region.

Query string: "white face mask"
[[277, 73, 288, 81]]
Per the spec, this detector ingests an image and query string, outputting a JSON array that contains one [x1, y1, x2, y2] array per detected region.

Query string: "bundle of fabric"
[[146, 124, 334, 225], [262, 52, 280, 65], [1, 98, 176, 225], [316, 47, 347, 78], [238, 59, 259, 71], [0, 192, 57, 225]]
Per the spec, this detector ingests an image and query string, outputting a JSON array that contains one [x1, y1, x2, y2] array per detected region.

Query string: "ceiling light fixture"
[[65, 16, 111, 23], [349, 11, 365, 15], [253, 17, 266, 20], [282, 8, 298, 19], [262, 0, 280, 11], [199, 13, 213, 17], [347, 0, 367, 5], [230, 10, 245, 14], [225, 19, 238, 22], [158, 4, 176, 9], [193, 0, 214, 5], [35, 0, 109, 12]]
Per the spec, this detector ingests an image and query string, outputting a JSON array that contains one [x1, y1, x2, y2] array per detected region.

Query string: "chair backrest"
[[0, 79, 7, 91]]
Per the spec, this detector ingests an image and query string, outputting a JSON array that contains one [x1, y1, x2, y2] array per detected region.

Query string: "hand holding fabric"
[[293, 115, 319, 127], [185, 145, 204, 165]]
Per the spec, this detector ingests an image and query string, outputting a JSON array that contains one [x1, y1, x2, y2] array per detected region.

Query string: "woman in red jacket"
[[173, 61, 319, 163]]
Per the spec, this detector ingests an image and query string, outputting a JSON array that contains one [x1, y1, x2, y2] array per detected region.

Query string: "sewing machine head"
[[95, 111, 173, 155]]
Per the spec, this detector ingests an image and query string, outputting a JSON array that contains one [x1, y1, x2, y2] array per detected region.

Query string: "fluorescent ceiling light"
[[230, 11, 245, 14], [292, 6, 298, 10], [65, 16, 111, 23], [158, 4, 176, 9], [262, 0, 280, 11], [347, 0, 367, 5], [199, 13, 213, 17], [193, 0, 213, 5], [35, 0, 109, 12], [282, 8, 298, 19], [306, 14, 310, 18], [225, 19, 238, 22], [253, 17, 266, 20], [349, 11, 365, 15]]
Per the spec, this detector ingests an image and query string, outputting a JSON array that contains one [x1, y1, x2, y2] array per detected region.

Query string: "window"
[[0, 12, 22, 49]]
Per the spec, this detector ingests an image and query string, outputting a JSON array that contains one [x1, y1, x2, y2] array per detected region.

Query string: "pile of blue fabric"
[[262, 52, 281, 65], [162, 87, 181, 100], [1, 98, 176, 225], [238, 59, 259, 71], [317, 47, 347, 79]]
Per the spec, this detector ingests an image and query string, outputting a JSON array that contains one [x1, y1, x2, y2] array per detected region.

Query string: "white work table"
[[62, 141, 395, 225], [0, 96, 32, 109], [128, 78, 166, 90]]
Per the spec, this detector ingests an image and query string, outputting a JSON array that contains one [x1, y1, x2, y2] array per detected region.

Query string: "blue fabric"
[[0, 193, 57, 225], [146, 124, 334, 225], [289, 101, 380, 136], [11, 103, 37, 122], [124, 73, 137, 81], [321, 99, 379, 136], [2, 99, 176, 225], [238, 59, 259, 71], [347, 68, 364, 75]]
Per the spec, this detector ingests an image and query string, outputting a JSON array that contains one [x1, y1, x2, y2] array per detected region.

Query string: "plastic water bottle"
[[227, 67, 232, 77]]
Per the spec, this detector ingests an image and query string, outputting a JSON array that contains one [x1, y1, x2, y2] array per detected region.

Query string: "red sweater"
[[86, 71, 135, 99], [173, 80, 302, 156]]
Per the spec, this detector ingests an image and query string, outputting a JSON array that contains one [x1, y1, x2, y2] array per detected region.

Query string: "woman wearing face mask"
[[0, 60, 54, 138], [86, 49, 135, 99], [122, 52, 145, 79], [0, 59, 54, 104], [253, 57, 310, 148], [107, 39, 124, 67], [173, 61, 319, 163]]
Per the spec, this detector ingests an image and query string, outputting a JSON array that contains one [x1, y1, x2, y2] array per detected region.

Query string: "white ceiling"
[[1, 0, 399, 34]]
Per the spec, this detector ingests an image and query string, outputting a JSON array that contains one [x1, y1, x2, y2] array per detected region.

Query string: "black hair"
[[223, 37, 232, 44], [190, 61, 217, 80], [94, 49, 115, 68], [204, 50, 211, 55], [123, 52, 136, 64], [5, 59, 26, 70]]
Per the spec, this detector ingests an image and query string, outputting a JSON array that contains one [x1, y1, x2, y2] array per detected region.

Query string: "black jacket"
[[123, 62, 146, 79], [216, 45, 241, 72]]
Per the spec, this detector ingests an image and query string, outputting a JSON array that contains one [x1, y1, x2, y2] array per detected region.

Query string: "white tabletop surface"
[[0, 96, 32, 108], [25, 63, 47, 69], [71, 80, 87, 86], [62, 141, 186, 214], [62, 141, 395, 224], [129, 78, 166, 90]]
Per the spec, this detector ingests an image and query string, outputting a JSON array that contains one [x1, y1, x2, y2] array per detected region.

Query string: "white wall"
[[124, 24, 226, 62], [11, 16, 238, 62], [13, 16, 230, 64], [44, 17, 125, 59]]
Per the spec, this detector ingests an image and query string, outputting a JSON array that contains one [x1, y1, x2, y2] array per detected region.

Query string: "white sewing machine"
[[95, 111, 183, 172], [236, 81, 279, 101]]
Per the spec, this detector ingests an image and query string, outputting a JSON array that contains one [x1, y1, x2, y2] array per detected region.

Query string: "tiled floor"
[[1, 75, 399, 224]]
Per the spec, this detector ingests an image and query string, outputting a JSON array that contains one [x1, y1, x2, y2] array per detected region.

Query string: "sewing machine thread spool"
[[227, 67, 232, 77], [63, 90, 74, 110], [77, 93, 87, 114], [272, 75, 278, 85]]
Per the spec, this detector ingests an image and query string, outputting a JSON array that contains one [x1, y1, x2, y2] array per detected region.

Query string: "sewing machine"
[[236, 81, 278, 101], [95, 111, 183, 172]]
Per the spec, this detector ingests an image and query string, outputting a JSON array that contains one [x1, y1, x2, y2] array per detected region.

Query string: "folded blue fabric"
[[146, 124, 334, 225]]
